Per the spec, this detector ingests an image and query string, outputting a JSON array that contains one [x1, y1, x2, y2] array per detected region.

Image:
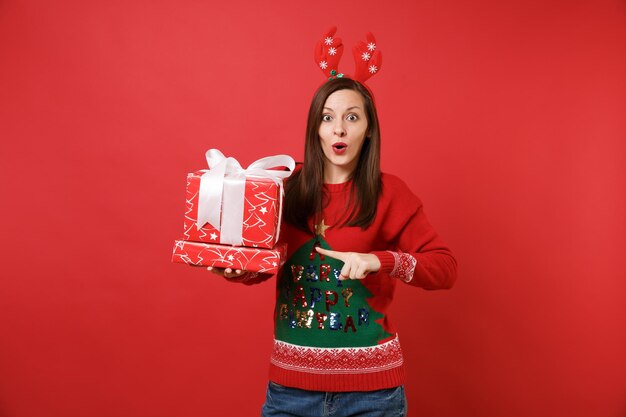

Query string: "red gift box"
[[182, 171, 281, 248], [171, 240, 287, 274]]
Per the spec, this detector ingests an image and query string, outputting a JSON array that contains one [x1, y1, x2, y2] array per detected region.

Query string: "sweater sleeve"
[[370, 178, 457, 290]]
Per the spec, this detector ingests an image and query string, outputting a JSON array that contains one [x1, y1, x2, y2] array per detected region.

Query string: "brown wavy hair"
[[284, 78, 382, 233]]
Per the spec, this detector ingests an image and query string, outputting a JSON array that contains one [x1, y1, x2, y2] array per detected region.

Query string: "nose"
[[333, 121, 346, 137]]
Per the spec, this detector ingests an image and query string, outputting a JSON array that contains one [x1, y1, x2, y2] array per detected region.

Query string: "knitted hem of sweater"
[[268, 363, 405, 392]]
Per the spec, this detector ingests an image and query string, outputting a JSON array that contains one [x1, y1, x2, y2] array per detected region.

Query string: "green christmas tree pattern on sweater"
[[274, 236, 392, 348]]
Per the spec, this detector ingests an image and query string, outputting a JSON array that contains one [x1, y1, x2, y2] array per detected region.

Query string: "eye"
[[346, 114, 358, 121], [322, 114, 333, 122]]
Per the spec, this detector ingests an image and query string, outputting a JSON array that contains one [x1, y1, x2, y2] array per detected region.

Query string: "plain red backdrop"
[[1, 0, 625, 416]]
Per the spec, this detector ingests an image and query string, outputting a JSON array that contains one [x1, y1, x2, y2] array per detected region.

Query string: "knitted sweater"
[[233, 172, 457, 392]]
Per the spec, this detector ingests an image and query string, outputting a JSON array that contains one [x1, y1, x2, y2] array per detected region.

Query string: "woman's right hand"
[[207, 266, 246, 279]]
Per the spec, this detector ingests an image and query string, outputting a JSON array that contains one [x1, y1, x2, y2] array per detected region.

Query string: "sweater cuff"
[[371, 251, 396, 274]]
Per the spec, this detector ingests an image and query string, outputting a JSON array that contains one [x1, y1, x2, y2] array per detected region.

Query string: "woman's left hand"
[[315, 247, 381, 280]]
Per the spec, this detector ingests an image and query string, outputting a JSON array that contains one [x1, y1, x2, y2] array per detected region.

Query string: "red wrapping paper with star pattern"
[[182, 170, 281, 249], [171, 240, 287, 273]]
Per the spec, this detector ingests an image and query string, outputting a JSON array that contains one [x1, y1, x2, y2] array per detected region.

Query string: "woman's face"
[[318, 89, 369, 181]]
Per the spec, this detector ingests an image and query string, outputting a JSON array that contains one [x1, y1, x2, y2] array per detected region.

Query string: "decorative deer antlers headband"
[[314, 26, 382, 83]]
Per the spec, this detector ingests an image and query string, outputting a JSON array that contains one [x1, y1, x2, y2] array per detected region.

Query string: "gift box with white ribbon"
[[182, 149, 295, 249]]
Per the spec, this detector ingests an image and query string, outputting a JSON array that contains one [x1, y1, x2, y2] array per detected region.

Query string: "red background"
[[1, 1, 625, 416]]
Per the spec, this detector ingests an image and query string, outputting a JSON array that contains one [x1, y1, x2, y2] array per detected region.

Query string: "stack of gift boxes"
[[172, 150, 294, 274]]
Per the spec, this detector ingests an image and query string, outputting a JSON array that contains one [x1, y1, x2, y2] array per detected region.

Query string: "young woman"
[[210, 77, 457, 417], [206, 27, 455, 417]]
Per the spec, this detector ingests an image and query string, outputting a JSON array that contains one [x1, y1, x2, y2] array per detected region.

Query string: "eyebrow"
[[323, 106, 362, 112]]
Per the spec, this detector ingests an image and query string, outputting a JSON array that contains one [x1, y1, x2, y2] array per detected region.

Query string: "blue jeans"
[[261, 382, 407, 417]]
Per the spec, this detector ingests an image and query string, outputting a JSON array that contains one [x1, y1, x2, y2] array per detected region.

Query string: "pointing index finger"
[[315, 246, 347, 262]]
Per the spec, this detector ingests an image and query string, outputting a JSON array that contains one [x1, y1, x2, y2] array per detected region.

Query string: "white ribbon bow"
[[197, 149, 296, 246]]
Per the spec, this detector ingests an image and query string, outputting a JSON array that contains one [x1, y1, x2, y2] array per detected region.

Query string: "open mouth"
[[332, 142, 347, 155]]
